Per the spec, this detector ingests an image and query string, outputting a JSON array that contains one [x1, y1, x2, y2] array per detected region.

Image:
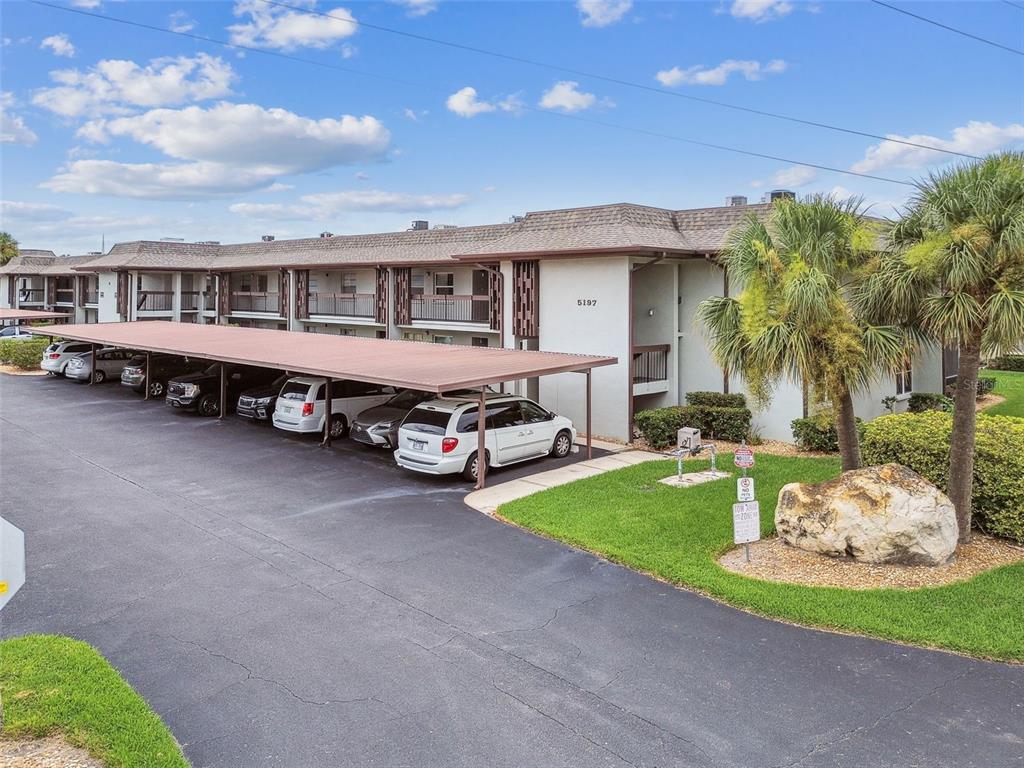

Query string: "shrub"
[[977, 376, 997, 396], [908, 392, 954, 413], [987, 355, 1024, 372], [634, 403, 752, 448], [684, 391, 747, 409], [0, 337, 48, 370], [790, 412, 865, 453], [862, 411, 1024, 543]]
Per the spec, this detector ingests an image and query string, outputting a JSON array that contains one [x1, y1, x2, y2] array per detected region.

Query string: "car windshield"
[[402, 407, 451, 435], [279, 381, 312, 401], [386, 389, 428, 410]]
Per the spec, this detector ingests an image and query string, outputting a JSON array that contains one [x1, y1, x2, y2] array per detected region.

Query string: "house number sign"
[[577, 299, 598, 307]]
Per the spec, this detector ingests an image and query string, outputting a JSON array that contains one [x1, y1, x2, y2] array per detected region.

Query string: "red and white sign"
[[737, 476, 755, 502], [734, 446, 755, 469]]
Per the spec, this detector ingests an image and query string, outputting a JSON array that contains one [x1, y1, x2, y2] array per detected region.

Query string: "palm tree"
[[0, 232, 18, 266], [698, 196, 908, 472], [855, 152, 1024, 542]]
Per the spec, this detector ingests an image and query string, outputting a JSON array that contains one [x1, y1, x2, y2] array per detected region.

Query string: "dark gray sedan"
[[350, 389, 436, 449]]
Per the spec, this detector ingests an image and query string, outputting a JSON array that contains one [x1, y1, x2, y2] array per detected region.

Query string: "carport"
[[0, 308, 70, 325], [28, 321, 616, 488]]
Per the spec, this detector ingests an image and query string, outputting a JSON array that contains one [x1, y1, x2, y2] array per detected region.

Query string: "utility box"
[[677, 427, 701, 455]]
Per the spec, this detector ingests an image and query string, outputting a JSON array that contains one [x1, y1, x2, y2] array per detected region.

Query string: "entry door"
[[471, 269, 489, 323]]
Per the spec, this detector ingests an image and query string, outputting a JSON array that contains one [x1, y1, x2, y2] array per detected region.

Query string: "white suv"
[[394, 394, 576, 481], [272, 376, 395, 438], [40, 341, 95, 375]]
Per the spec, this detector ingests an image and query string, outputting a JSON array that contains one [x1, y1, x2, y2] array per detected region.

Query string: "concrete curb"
[[464, 449, 666, 516]]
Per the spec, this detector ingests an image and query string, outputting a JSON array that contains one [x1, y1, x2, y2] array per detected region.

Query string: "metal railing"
[[18, 288, 44, 304], [181, 291, 202, 311], [137, 290, 174, 311], [55, 289, 75, 304], [411, 294, 490, 324], [632, 344, 670, 384], [230, 291, 280, 313], [308, 292, 375, 317]]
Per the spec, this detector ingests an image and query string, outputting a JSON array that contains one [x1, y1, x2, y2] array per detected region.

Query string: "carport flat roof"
[[0, 308, 69, 321], [29, 321, 616, 391]]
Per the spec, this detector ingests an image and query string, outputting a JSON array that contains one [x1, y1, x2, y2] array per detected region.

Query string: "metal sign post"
[[732, 442, 757, 562]]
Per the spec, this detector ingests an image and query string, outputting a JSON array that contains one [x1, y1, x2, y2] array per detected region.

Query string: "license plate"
[[411, 440, 426, 452]]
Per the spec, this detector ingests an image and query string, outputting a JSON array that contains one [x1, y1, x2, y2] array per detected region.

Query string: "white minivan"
[[272, 376, 395, 438], [394, 394, 576, 481]]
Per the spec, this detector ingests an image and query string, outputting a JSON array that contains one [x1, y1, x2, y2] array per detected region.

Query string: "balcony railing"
[[308, 292, 375, 318], [18, 288, 44, 304], [411, 294, 490, 324], [55, 289, 75, 305], [181, 291, 203, 311], [632, 344, 670, 384], [231, 291, 280, 314], [137, 290, 174, 312]]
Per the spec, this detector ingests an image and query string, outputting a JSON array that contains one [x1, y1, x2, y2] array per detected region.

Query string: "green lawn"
[[0, 635, 188, 768], [984, 370, 1024, 418], [500, 455, 1024, 661]]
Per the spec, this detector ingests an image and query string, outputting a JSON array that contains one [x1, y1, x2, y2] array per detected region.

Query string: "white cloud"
[[852, 121, 1024, 174], [390, 0, 438, 17], [228, 0, 357, 50], [229, 189, 470, 220], [538, 81, 598, 113], [47, 102, 391, 199], [446, 86, 495, 118], [340, 42, 357, 59], [169, 10, 196, 33], [70, 0, 101, 8], [577, 0, 632, 27], [771, 165, 817, 188], [40, 33, 76, 58], [402, 107, 425, 121], [355, 171, 370, 180], [656, 58, 786, 87], [33, 54, 236, 117], [0, 92, 38, 146], [1, 200, 73, 224], [729, 0, 794, 22]]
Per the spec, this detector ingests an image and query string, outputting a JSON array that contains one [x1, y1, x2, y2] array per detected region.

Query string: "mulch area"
[[719, 535, 1024, 590], [0, 736, 103, 768], [0, 365, 47, 376], [977, 393, 1007, 411], [634, 437, 833, 460]]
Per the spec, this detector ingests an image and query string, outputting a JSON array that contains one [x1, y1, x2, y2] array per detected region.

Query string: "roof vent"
[[727, 195, 748, 207], [319, 231, 334, 238], [766, 189, 796, 203], [87, 251, 102, 256], [409, 220, 429, 231], [160, 237, 185, 242], [432, 224, 458, 230], [262, 234, 275, 242], [196, 240, 220, 245], [509, 214, 525, 223]]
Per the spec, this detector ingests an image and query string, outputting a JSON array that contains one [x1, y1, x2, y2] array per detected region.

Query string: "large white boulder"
[[775, 464, 957, 566]]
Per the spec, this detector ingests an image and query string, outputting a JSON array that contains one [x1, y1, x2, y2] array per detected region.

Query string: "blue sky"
[[1, 0, 1022, 255]]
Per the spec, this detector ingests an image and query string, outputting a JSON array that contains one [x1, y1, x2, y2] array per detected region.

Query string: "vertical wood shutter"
[[45, 276, 56, 306], [295, 269, 309, 319], [487, 264, 502, 332], [393, 267, 411, 326], [8, 275, 17, 306], [375, 267, 389, 325], [217, 273, 231, 317], [116, 271, 128, 318], [512, 260, 539, 337], [279, 270, 290, 319]]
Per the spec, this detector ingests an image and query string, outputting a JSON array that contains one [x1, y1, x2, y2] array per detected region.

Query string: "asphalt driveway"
[[1, 372, 1021, 768]]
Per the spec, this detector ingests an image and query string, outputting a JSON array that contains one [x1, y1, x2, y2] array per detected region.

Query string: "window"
[[488, 402, 524, 429], [404, 407, 451, 435], [239, 273, 252, 292], [411, 273, 425, 296], [520, 401, 551, 424], [896, 357, 913, 396], [471, 337, 489, 347], [341, 271, 358, 293], [433, 335, 454, 345], [434, 272, 454, 296], [376, 330, 387, 339]]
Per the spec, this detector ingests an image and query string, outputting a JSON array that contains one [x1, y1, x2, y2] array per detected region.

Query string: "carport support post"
[[475, 386, 487, 490], [89, 343, 97, 386], [586, 368, 592, 460], [144, 351, 151, 400], [218, 363, 226, 420], [322, 377, 333, 447]]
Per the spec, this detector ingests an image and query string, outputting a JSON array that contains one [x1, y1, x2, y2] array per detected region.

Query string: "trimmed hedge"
[[0, 337, 48, 370], [790, 412, 865, 453], [634, 403, 752, 448], [988, 355, 1024, 372], [978, 376, 997, 396], [862, 411, 1024, 543], [684, 391, 747, 409], [908, 392, 954, 413]]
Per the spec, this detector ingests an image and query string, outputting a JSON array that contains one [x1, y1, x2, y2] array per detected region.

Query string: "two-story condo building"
[[0, 200, 952, 442]]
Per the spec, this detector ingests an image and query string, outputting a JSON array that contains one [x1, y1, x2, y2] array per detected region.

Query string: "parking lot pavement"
[[2, 373, 1022, 768]]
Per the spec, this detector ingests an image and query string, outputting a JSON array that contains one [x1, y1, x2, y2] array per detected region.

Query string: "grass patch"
[[500, 455, 1024, 661], [0, 635, 188, 768], [984, 370, 1024, 418]]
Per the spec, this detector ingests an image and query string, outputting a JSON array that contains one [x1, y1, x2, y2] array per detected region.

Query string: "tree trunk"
[[948, 330, 983, 544], [834, 388, 862, 472]]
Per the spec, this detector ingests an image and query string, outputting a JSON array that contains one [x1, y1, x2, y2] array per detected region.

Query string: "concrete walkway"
[[466, 449, 665, 515]]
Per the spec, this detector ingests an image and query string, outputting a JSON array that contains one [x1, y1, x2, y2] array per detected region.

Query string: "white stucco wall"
[[538, 256, 631, 441], [677, 260, 728, 395], [631, 260, 678, 410]]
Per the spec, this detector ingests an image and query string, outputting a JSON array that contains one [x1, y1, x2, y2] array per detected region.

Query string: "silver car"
[[41, 340, 95, 375], [65, 347, 135, 383], [0, 325, 34, 340]]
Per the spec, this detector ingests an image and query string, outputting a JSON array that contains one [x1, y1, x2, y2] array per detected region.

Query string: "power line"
[[1001, 1, 1024, 12], [28, 0, 916, 188], [258, 0, 979, 161], [871, 0, 1024, 56]]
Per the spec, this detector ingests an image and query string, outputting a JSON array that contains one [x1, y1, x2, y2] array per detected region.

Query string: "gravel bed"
[[719, 535, 1024, 590], [0, 736, 104, 768]]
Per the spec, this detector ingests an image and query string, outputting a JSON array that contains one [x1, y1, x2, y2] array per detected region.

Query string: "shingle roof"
[[0, 252, 93, 275]]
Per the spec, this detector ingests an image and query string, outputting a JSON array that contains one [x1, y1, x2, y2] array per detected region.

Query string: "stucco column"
[[172, 272, 182, 322]]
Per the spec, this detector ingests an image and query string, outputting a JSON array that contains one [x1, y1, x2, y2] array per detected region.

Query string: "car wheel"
[[148, 380, 165, 397], [551, 430, 573, 459], [462, 450, 489, 482], [329, 417, 347, 439], [197, 394, 219, 417], [92, 370, 106, 384]]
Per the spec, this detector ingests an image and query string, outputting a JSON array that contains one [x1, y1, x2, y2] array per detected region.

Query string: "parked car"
[[236, 374, 290, 422], [394, 394, 576, 481], [65, 347, 136, 383], [121, 353, 206, 397], [0, 326, 34, 340], [166, 363, 281, 417], [40, 341, 95, 376], [271, 377, 395, 438], [350, 388, 483, 449]]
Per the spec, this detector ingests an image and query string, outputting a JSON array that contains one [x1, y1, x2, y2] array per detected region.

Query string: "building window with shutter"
[[895, 357, 913, 396]]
